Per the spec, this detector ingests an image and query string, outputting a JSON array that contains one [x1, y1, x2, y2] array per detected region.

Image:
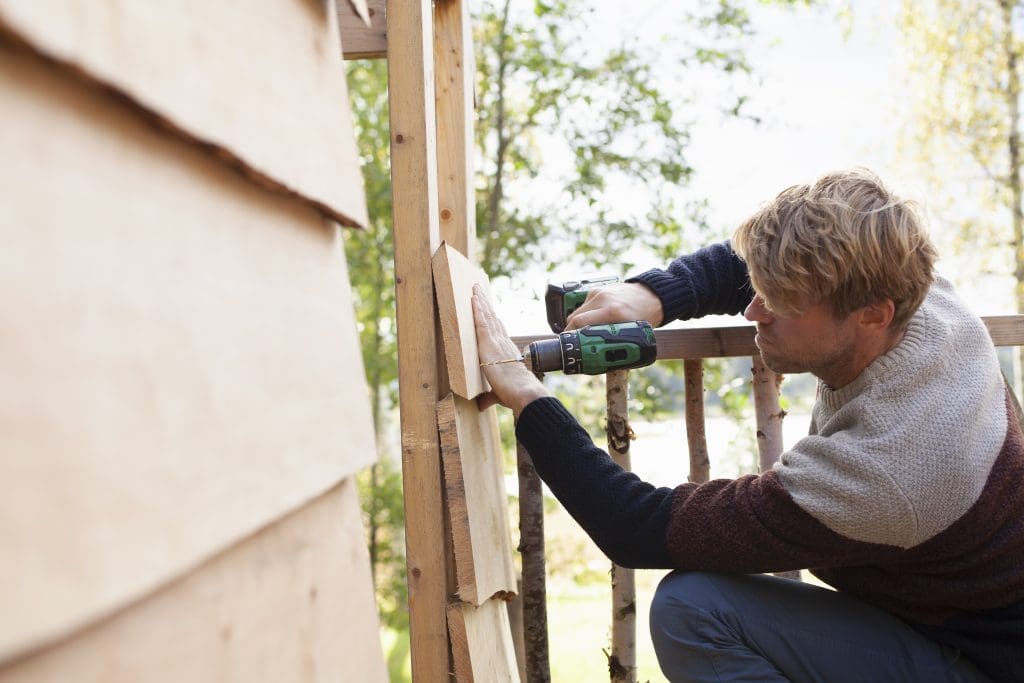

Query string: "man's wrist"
[[511, 387, 550, 418]]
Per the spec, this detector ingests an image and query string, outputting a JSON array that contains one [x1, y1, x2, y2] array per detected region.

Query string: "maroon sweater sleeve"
[[516, 397, 900, 573]]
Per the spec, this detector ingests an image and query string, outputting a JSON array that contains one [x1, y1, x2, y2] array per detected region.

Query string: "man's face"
[[744, 293, 860, 385]]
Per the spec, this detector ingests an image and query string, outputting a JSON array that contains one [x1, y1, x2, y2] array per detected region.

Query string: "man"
[[473, 169, 1024, 682]]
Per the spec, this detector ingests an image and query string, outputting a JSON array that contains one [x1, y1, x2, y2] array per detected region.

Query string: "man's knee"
[[650, 571, 722, 642]]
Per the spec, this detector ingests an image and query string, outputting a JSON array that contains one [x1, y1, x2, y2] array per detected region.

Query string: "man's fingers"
[[476, 392, 500, 412]]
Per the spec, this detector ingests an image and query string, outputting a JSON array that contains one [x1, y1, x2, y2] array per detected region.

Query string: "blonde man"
[[474, 169, 1024, 682]]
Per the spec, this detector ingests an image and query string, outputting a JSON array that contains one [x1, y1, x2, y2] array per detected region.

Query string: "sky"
[[491, 0, 1020, 334]]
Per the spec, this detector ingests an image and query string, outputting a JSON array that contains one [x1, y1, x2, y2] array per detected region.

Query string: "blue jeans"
[[649, 571, 991, 682]]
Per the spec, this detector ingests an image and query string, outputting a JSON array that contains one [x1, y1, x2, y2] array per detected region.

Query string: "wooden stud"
[[386, 1, 450, 679], [433, 0, 477, 260]]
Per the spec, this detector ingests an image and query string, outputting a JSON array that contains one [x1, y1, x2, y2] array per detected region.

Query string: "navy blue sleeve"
[[515, 396, 676, 569], [625, 240, 754, 324]]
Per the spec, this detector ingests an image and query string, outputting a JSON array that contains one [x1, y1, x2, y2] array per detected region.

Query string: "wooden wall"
[[0, 1, 385, 680]]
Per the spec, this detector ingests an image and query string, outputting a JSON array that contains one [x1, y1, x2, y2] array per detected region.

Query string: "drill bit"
[[480, 355, 525, 367]]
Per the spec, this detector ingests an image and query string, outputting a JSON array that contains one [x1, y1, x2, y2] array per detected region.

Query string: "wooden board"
[[0, 45, 376, 661], [0, 480, 387, 683], [434, 0, 477, 258], [437, 394, 517, 605], [386, 1, 451, 679], [433, 243, 492, 399], [448, 598, 521, 683], [0, 0, 367, 228], [339, 0, 386, 59]]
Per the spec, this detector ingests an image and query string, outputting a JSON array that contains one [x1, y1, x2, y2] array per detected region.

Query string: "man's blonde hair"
[[731, 168, 937, 331]]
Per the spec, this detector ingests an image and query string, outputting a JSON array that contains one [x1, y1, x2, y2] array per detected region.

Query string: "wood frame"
[[387, 0, 480, 678]]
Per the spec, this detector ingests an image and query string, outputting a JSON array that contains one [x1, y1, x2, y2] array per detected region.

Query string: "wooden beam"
[[433, 0, 476, 258], [751, 356, 785, 473], [386, 2, 450, 680], [339, 0, 387, 60], [513, 315, 1024, 361]]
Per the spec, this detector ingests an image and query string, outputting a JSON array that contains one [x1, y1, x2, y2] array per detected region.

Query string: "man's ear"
[[858, 299, 896, 332]]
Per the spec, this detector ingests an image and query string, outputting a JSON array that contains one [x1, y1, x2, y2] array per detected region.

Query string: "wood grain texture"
[[0, 46, 375, 661], [434, 0, 476, 258], [433, 243, 493, 399], [386, 1, 451, 678], [448, 598, 521, 683], [339, 0, 386, 59], [0, 480, 387, 683], [0, 0, 367, 228], [437, 394, 517, 605]]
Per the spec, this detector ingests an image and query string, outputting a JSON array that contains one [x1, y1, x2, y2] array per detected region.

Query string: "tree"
[[899, 0, 1024, 382]]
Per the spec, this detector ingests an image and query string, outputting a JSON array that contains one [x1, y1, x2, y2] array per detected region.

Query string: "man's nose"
[[744, 295, 773, 324]]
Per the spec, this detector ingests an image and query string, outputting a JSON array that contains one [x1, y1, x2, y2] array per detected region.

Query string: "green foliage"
[[474, 0, 770, 278], [898, 0, 1022, 288]]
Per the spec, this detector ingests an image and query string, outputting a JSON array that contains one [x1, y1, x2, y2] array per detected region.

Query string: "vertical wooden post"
[[683, 360, 710, 484], [605, 370, 636, 683], [433, 0, 476, 260], [751, 356, 799, 580], [387, 2, 450, 680], [751, 355, 785, 472], [517, 438, 551, 683]]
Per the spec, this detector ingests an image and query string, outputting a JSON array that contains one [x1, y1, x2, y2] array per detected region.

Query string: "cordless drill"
[[545, 276, 620, 333], [523, 320, 658, 375], [523, 277, 657, 375]]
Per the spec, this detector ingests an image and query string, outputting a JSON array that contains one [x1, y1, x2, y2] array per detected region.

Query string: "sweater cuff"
[[626, 269, 695, 325]]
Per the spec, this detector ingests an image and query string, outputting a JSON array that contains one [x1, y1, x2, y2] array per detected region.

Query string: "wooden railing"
[[510, 314, 1024, 683]]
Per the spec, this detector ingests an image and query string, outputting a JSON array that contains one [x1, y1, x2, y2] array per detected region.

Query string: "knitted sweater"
[[515, 241, 1024, 681]]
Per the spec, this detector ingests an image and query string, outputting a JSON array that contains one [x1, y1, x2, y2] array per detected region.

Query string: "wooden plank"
[[984, 315, 1024, 346], [434, 0, 477, 259], [448, 598, 521, 683], [433, 243, 493, 399], [515, 315, 1024, 362], [339, 0, 386, 60], [0, 46, 375, 661], [437, 394, 517, 605], [0, 0, 367, 228], [386, 1, 451, 679], [0, 480, 387, 683]]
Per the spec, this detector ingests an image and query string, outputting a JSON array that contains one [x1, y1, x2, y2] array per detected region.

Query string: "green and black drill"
[[516, 277, 658, 375]]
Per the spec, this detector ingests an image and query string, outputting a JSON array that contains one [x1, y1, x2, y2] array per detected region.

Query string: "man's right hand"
[[564, 282, 664, 330]]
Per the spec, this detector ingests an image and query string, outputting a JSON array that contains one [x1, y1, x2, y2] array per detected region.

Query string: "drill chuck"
[[525, 321, 657, 375]]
